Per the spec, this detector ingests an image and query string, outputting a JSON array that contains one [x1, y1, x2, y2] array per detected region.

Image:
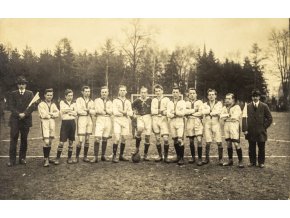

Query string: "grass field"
[[0, 111, 289, 200]]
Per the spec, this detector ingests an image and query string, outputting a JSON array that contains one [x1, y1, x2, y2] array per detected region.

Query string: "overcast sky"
[[0, 18, 288, 94]]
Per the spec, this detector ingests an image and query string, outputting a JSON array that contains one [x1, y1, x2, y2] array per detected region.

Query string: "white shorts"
[[224, 121, 240, 142], [77, 115, 93, 136], [40, 119, 56, 140], [137, 114, 152, 136], [204, 118, 222, 143], [114, 116, 130, 136], [152, 115, 169, 136], [186, 117, 203, 137], [95, 116, 112, 138], [169, 117, 185, 138]]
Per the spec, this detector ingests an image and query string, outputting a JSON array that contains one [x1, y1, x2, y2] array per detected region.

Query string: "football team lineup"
[[3, 76, 279, 169]]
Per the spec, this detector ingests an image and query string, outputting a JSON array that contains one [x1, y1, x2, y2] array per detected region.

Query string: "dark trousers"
[[9, 122, 30, 162], [248, 141, 265, 165]]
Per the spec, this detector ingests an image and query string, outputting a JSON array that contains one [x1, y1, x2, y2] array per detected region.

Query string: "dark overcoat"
[[242, 102, 273, 142], [8, 90, 35, 127]]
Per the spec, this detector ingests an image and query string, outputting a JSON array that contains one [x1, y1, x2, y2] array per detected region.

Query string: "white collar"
[[253, 101, 260, 106], [19, 89, 25, 94]]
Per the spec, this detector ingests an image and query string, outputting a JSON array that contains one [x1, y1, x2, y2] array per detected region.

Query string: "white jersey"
[[75, 97, 95, 116], [151, 96, 170, 116], [38, 101, 59, 120], [59, 100, 77, 120]]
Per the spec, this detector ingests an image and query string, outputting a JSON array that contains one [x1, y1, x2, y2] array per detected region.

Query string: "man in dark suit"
[[242, 89, 273, 168], [7, 76, 35, 166]]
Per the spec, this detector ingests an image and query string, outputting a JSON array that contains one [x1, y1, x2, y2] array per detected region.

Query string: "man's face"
[[252, 95, 260, 102], [65, 93, 73, 102], [140, 89, 148, 99], [172, 89, 180, 99], [82, 88, 90, 98], [17, 83, 27, 90], [155, 88, 163, 97], [188, 90, 197, 101], [119, 87, 127, 97], [45, 92, 53, 102], [225, 95, 233, 106], [101, 89, 109, 98], [208, 91, 216, 101]]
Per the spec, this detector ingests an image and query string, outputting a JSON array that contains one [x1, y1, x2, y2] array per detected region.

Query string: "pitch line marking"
[[1, 136, 290, 143], [0, 155, 289, 158]]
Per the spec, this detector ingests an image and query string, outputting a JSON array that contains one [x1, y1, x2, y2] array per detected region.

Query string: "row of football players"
[[38, 84, 244, 167]]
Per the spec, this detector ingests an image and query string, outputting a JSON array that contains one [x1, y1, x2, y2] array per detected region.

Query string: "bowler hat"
[[251, 89, 261, 97], [16, 76, 28, 84]]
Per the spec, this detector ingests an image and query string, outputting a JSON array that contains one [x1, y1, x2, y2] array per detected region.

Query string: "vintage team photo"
[[0, 18, 289, 200]]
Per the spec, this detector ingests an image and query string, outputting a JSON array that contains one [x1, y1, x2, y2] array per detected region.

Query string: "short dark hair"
[[226, 93, 236, 101], [172, 86, 180, 91], [119, 85, 127, 90], [101, 86, 109, 91], [81, 86, 90, 91], [64, 89, 73, 96], [188, 88, 197, 93], [207, 88, 217, 95], [154, 84, 163, 91], [44, 88, 53, 95]]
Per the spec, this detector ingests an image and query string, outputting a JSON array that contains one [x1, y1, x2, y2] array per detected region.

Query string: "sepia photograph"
[[0, 16, 289, 201]]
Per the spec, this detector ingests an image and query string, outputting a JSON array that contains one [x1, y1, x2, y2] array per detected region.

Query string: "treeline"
[[0, 38, 267, 102]]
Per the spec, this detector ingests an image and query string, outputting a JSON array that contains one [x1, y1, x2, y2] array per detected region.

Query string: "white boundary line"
[[0, 155, 289, 158], [1, 136, 290, 143]]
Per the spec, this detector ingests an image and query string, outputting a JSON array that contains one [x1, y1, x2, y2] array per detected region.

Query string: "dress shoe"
[[19, 159, 27, 165], [259, 164, 265, 168], [101, 155, 107, 161], [178, 158, 185, 166], [7, 161, 15, 167], [247, 163, 256, 167]]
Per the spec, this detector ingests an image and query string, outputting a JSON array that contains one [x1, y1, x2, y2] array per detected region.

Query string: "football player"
[[202, 89, 223, 166], [38, 88, 59, 167], [90, 86, 113, 163], [75, 86, 95, 163], [220, 93, 244, 168], [132, 86, 152, 161], [185, 88, 204, 164], [112, 85, 133, 163], [151, 84, 170, 163], [54, 89, 77, 165], [167, 87, 186, 165]]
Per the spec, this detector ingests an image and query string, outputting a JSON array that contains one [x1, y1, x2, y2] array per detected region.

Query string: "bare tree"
[[122, 19, 151, 93], [249, 43, 267, 89], [172, 46, 196, 91], [102, 39, 115, 87], [269, 28, 290, 107]]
